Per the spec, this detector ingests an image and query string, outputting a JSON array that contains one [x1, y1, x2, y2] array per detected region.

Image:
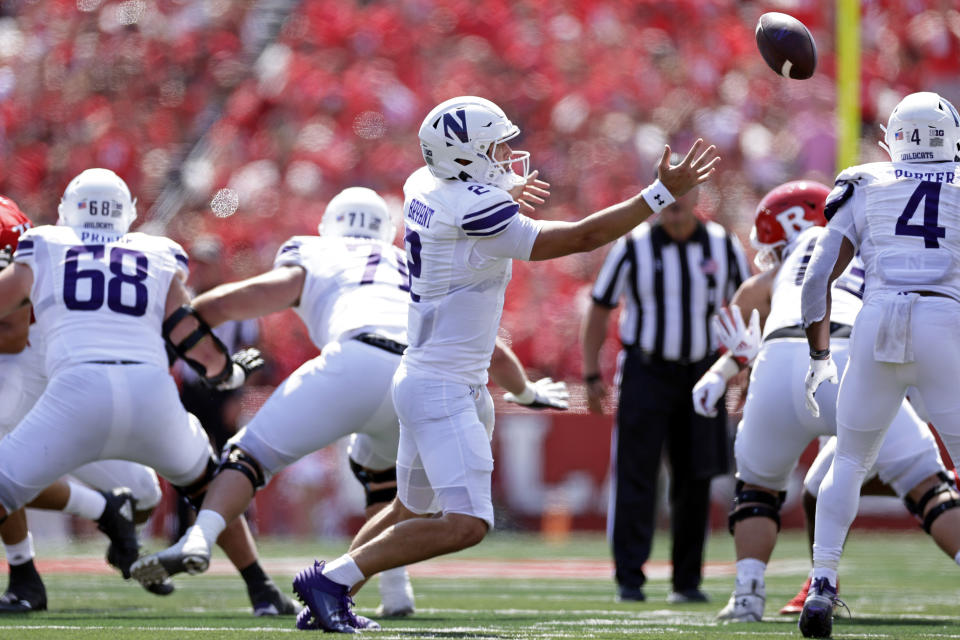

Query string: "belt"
[[86, 360, 143, 365], [911, 290, 956, 300], [353, 333, 407, 356], [764, 322, 852, 343]]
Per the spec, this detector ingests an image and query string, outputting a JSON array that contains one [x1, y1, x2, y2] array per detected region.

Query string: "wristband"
[[810, 348, 831, 361], [640, 179, 676, 215], [584, 373, 602, 385]]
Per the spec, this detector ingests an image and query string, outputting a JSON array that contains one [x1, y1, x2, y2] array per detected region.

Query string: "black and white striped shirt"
[[591, 221, 750, 363]]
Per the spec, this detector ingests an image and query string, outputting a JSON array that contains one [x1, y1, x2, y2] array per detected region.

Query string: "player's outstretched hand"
[[692, 370, 726, 418], [216, 347, 265, 391], [0, 244, 13, 270], [804, 355, 838, 418], [656, 139, 720, 200], [510, 170, 551, 214], [504, 377, 569, 410], [713, 305, 761, 368]]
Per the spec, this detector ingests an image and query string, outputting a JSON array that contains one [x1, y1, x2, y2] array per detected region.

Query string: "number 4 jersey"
[[13, 225, 188, 372], [273, 235, 409, 348], [826, 161, 960, 302]]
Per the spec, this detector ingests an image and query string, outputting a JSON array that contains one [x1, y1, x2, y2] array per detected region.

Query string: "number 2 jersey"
[[13, 225, 188, 373], [273, 235, 409, 348], [763, 225, 864, 339], [825, 161, 960, 302], [401, 166, 542, 385]]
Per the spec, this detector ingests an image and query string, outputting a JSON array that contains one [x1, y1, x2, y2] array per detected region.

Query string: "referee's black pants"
[[610, 352, 729, 593]]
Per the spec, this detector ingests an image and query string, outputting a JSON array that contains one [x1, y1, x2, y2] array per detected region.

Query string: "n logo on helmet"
[[441, 109, 469, 145]]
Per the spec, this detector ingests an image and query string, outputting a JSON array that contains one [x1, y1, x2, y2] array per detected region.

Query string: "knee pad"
[[904, 471, 960, 534], [349, 459, 398, 507], [175, 454, 219, 512], [728, 480, 786, 534], [219, 445, 266, 494]]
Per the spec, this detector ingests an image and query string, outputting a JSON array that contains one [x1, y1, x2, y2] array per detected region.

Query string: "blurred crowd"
[[2, 0, 959, 384]]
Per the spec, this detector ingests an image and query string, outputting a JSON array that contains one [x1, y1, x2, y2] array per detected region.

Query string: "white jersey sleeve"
[[17, 226, 185, 372], [272, 235, 409, 348]]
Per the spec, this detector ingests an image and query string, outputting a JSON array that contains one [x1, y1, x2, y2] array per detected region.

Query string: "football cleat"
[[97, 488, 139, 579], [144, 577, 176, 596], [249, 579, 301, 617], [780, 576, 811, 614], [667, 588, 710, 604], [129, 530, 210, 587], [798, 577, 844, 638], [292, 560, 380, 633], [717, 580, 765, 622], [376, 567, 415, 618], [0, 582, 47, 614]]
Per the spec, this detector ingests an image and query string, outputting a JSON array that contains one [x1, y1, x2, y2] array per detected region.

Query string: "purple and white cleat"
[[292, 560, 380, 633], [798, 577, 842, 638]]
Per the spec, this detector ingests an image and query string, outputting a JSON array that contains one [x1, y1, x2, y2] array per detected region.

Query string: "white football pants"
[[815, 298, 960, 571], [736, 338, 942, 494]]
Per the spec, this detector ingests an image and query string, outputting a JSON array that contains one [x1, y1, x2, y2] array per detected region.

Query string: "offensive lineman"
[[291, 96, 721, 632], [130, 186, 569, 624], [0, 169, 296, 615], [800, 92, 960, 638], [689, 180, 960, 624]]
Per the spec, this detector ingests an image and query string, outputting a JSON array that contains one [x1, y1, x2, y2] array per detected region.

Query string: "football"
[[755, 12, 817, 80]]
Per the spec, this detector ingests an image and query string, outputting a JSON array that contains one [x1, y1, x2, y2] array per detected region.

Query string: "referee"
[[581, 186, 749, 603]]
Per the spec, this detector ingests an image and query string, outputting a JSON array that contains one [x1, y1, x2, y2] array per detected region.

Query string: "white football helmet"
[[880, 91, 960, 163], [57, 168, 137, 233], [417, 96, 530, 191], [319, 187, 395, 243]]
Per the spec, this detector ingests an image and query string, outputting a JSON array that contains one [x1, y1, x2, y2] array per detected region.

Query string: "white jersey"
[[826, 161, 960, 303], [13, 225, 188, 372], [763, 226, 864, 338], [273, 235, 409, 348], [400, 167, 541, 385]]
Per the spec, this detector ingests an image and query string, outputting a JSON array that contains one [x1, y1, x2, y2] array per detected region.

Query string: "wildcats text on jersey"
[[407, 199, 435, 227]]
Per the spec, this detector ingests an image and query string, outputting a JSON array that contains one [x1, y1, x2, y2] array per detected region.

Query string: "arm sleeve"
[[823, 192, 859, 249], [471, 214, 543, 260], [800, 227, 848, 327], [590, 237, 630, 308]]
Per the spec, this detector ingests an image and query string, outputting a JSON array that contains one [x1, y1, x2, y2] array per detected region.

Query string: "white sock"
[[379, 566, 410, 593], [735, 558, 766, 591], [63, 482, 107, 520], [953, 550, 960, 567], [191, 510, 227, 550], [4, 533, 35, 566], [811, 567, 838, 586], [322, 555, 365, 589]]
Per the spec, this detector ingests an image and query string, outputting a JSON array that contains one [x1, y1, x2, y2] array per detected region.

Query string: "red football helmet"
[[750, 180, 831, 270], [0, 195, 32, 252]]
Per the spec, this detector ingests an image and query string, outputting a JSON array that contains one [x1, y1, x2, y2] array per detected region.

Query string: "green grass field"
[[2, 530, 960, 639]]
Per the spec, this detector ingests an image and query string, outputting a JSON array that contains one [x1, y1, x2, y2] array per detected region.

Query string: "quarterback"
[[689, 181, 960, 624], [292, 96, 720, 632], [800, 92, 960, 638], [131, 187, 568, 625]]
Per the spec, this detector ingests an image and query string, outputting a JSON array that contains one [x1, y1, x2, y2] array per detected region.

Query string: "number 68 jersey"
[[827, 161, 960, 302], [13, 225, 188, 373]]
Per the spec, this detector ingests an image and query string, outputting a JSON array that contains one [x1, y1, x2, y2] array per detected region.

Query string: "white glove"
[[692, 370, 726, 417], [804, 356, 839, 418], [504, 377, 569, 410], [215, 348, 265, 391], [0, 244, 12, 270], [713, 305, 762, 367]]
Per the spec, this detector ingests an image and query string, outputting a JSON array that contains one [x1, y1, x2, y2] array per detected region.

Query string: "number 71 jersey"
[[13, 225, 188, 372], [273, 235, 409, 348], [831, 161, 960, 301]]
